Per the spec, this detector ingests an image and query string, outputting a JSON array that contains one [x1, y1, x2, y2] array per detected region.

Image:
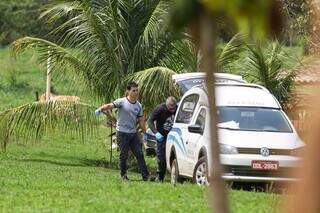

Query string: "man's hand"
[[155, 132, 164, 142], [95, 108, 102, 116]]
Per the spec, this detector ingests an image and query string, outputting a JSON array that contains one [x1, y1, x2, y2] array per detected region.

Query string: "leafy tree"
[[280, 0, 310, 46]]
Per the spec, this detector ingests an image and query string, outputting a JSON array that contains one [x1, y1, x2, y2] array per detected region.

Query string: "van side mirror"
[[188, 124, 203, 135]]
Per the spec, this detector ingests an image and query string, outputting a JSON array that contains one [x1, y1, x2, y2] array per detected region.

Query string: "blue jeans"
[[156, 137, 167, 180], [117, 131, 149, 179]]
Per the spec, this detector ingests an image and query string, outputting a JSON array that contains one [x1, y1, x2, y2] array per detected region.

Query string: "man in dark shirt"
[[148, 96, 177, 181]]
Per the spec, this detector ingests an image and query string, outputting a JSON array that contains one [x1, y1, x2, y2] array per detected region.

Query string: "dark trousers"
[[117, 131, 149, 179], [156, 137, 167, 180]]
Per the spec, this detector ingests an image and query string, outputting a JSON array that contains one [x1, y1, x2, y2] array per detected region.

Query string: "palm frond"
[[0, 100, 101, 150], [244, 44, 269, 86], [127, 66, 181, 114], [11, 36, 118, 101], [242, 42, 298, 107], [141, 0, 169, 47], [40, 1, 82, 23], [217, 33, 246, 69], [41, 0, 123, 72], [128, 0, 171, 72], [11, 37, 85, 72], [158, 37, 198, 72]]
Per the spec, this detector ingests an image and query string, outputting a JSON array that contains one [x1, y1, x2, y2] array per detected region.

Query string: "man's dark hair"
[[126, 82, 138, 90]]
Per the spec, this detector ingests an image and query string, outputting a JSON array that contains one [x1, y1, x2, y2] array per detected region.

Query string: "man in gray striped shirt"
[[95, 82, 149, 181]]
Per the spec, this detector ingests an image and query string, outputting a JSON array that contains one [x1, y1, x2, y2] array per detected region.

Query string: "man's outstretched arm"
[[95, 103, 115, 116]]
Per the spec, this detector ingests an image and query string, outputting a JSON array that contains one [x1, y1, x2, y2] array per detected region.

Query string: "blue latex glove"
[[155, 132, 164, 142], [95, 108, 102, 116], [143, 133, 148, 141]]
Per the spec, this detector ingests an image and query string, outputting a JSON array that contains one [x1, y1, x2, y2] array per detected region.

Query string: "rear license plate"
[[251, 160, 279, 170]]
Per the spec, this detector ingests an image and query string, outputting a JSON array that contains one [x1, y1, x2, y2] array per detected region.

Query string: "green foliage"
[[219, 0, 282, 38], [2, 0, 200, 148], [280, 0, 310, 46], [2, 65, 30, 90], [0, 48, 86, 110], [241, 42, 298, 107], [127, 66, 182, 113], [0, 0, 53, 47], [2, 0, 300, 148], [171, 0, 283, 39], [0, 101, 100, 150], [0, 1, 159, 147], [127, 33, 247, 113], [0, 47, 101, 147], [12, 0, 195, 106], [216, 33, 246, 69], [169, 0, 201, 31]]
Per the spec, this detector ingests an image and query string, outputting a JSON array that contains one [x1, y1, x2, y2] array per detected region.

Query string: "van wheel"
[[193, 157, 209, 186], [171, 159, 181, 185]]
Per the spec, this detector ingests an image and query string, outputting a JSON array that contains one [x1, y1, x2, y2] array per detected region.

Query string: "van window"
[[195, 108, 206, 130], [217, 107, 292, 132], [176, 94, 199, 124], [177, 79, 204, 93]]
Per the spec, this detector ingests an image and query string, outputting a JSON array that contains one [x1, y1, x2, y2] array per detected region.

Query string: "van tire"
[[171, 159, 182, 185], [193, 157, 209, 186]]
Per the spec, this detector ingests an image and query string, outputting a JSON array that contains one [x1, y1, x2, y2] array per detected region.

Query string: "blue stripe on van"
[[168, 127, 187, 154]]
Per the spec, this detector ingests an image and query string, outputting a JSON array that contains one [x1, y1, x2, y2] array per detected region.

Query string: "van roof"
[[189, 83, 281, 108], [172, 72, 246, 84], [214, 84, 281, 108], [172, 72, 247, 93]]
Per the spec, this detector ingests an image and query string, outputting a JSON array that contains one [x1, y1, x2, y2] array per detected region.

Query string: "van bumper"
[[222, 174, 299, 182]]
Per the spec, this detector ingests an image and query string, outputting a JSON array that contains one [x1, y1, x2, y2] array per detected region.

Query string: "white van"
[[143, 73, 246, 155], [166, 73, 305, 185]]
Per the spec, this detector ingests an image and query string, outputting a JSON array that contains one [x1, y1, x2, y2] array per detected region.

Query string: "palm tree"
[[12, 0, 193, 106], [130, 33, 246, 111], [0, 0, 244, 149], [242, 41, 298, 108], [1, 0, 192, 147]]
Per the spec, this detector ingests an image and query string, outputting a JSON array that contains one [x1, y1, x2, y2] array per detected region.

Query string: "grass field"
[[0, 138, 283, 213], [0, 47, 283, 212]]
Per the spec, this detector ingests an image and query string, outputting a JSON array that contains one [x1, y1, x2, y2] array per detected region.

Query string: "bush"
[[0, 0, 52, 47]]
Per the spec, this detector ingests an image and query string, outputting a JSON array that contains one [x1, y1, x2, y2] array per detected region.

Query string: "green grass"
[[0, 47, 283, 212], [0, 139, 282, 213], [0, 48, 93, 112]]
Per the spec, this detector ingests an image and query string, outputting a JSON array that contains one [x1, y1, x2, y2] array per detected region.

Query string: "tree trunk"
[[46, 51, 52, 101], [200, 11, 229, 213], [308, 0, 320, 54]]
